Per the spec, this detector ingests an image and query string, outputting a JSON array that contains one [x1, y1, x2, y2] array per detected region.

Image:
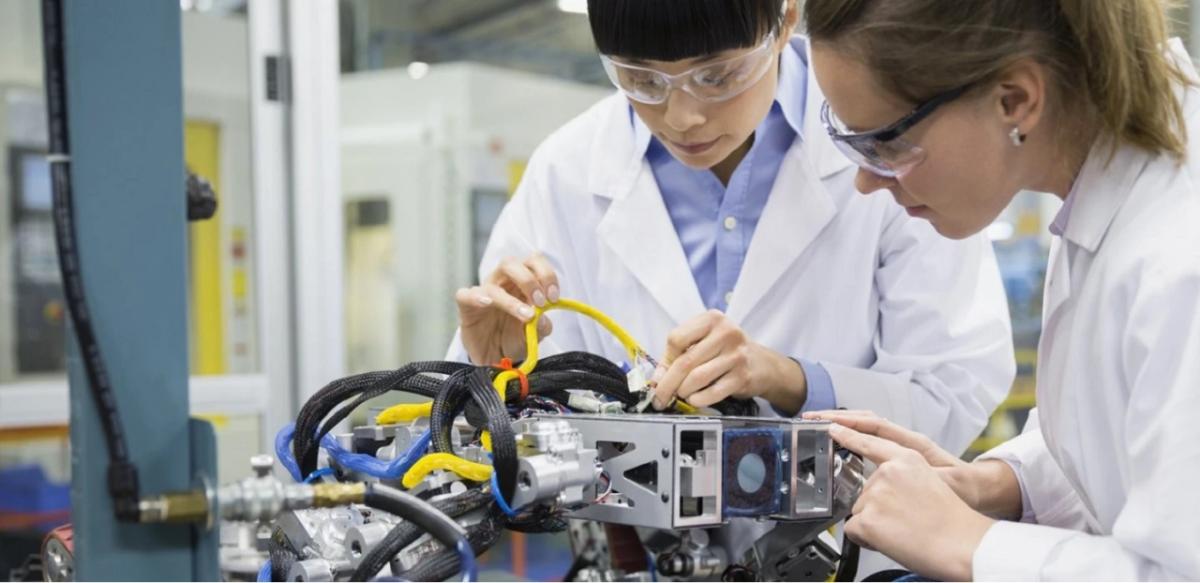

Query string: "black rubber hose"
[[834, 533, 860, 582], [563, 555, 589, 582], [41, 0, 141, 521], [353, 488, 493, 581], [361, 484, 471, 575]]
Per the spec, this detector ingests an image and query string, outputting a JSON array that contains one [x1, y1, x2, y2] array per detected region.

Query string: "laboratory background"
[[0, 1, 1195, 581]]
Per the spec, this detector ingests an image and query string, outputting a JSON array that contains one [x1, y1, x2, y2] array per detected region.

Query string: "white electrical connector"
[[627, 356, 660, 412], [626, 365, 648, 395], [568, 392, 606, 413]]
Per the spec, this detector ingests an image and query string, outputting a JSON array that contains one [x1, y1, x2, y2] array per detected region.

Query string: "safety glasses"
[[820, 83, 973, 178], [599, 33, 778, 105]]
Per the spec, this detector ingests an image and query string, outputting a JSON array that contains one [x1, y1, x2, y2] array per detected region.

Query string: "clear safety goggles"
[[820, 83, 973, 178], [599, 33, 778, 105]]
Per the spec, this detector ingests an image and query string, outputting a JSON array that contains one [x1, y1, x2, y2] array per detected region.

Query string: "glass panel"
[[182, 6, 260, 376], [0, 2, 262, 384], [0, 5, 268, 569]]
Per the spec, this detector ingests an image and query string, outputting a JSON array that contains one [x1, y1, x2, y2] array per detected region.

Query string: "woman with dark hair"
[[803, 0, 1200, 579], [448, 0, 1015, 570]]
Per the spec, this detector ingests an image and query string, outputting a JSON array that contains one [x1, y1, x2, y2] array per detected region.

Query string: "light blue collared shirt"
[[633, 39, 835, 413]]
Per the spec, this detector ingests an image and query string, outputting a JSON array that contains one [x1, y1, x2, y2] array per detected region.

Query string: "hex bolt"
[[250, 455, 274, 478]]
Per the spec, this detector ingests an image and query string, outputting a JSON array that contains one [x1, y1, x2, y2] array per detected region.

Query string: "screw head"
[[661, 492, 670, 503], [661, 448, 670, 459]]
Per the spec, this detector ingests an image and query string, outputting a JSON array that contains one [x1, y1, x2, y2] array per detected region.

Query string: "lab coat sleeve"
[[820, 208, 1016, 455], [975, 410, 1092, 528], [444, 147, 591, 363], [974, 263, 1200, 581]]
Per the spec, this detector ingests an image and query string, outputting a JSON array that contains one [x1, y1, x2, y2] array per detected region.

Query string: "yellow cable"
[[401, 452, 493, 489], [375, 402, 432, 425], [384, 297, 699, 488], [674, 401, 700, 415], [493, 298, 647, 399], [379, 298, 648, 418]]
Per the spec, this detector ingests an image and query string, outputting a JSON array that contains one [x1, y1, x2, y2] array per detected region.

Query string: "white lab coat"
[[974, 40, 1200, 581], [449, 40, 1016, 568]]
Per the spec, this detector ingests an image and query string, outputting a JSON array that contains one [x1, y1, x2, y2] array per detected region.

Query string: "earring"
[[1009, 127, 1026, 147]]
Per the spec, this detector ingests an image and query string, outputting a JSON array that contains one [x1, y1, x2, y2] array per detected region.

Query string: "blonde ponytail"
[[1058, 0, 1189, 157], [805, 0, 1193, 158]]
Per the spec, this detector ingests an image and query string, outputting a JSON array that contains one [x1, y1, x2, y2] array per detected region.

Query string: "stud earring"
[[1010, 126, 1026, 147]]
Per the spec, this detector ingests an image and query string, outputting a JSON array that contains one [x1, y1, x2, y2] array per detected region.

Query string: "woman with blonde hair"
[[803, 0, 1200, 579]]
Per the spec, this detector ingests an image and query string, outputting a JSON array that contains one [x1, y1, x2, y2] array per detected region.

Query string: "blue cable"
[[304, 467, 336, 483], [647, 552, 658, 582], [456, 538, 478, 582], [256, 559, 272, 582], [489, 468, 519, 517], [322, 429, 431, 479], [274, 424, 303, 482], [274, 423, 432, 482]]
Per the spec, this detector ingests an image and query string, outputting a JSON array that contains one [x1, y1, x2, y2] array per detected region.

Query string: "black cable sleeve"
[[712, 397, 759, 417], [429, 368, 475, 452], [353, 488, 492, 581], [293, 371, 393, 475], [395, 512, 504, 582], [504, 510, 568, 533], [295, 362, 468, 476], [429, 368, 518, 501], [267, 524, 303, 582], [41, 0, 141, 521]]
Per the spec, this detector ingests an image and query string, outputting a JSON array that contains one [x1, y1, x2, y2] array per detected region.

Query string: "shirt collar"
[[1049, 190, 1076, 237]]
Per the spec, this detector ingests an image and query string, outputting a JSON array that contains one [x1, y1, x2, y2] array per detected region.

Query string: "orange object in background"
[[0, 509, 69, 531]]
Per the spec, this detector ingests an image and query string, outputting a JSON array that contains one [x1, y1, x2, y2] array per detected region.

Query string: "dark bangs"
[[588, 0, 785, 61]]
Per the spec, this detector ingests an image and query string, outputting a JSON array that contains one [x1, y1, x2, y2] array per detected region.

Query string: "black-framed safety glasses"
[[821, 84, 974, 178]]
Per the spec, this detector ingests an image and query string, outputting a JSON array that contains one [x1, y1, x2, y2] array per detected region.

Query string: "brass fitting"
[[139, 490, 211, 524], [312, 482, 366, 507]]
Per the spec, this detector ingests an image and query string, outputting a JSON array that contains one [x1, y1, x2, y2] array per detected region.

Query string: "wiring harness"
[[271, 298, 758, 581]]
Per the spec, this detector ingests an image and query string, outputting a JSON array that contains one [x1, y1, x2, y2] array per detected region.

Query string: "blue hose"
[[274, 423, 432, 482], [304, 467, 336, 483], [274, 424, 302, 481], [323, 429, 431, 479], [256, 559, 272, 582], [456, 538, 478, 582]]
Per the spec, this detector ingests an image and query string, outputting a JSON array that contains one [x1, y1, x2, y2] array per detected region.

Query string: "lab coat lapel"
[[589, 97, 707, 326], [596, 166, 708, 326], [726, 140, 836, 322]]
